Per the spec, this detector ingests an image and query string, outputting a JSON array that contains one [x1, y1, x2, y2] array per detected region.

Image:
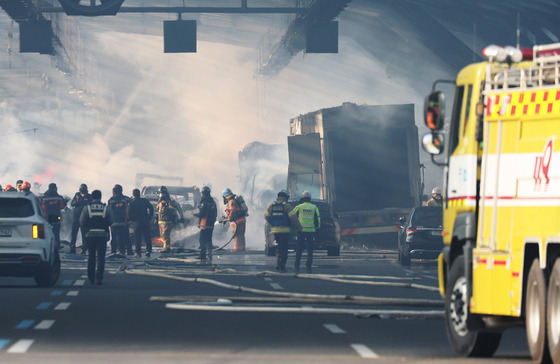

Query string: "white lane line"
[[67, 291, 79, 296], [81, 275, 88, 278], [7, 339, 34, 353], [269, 283, 283, 290], [323, 323, 346, 334], [34, 320, 55, 330], [54, 302, 71, 310], [74, 280, 85, 286], [350, 343, 379, 359], [264, 277, 273, 281]]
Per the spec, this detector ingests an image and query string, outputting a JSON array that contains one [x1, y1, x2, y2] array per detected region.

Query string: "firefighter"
[[79, 189, 113, 285], [15, 180, 23, 192], [108, 184, 131, 256], [425, 187, 443, 207], [264, 189, 299, 273], [128, 188, 154, 258], [222, 187, 246, 252], [194, 186, 217, 262], [156, 186, 183, 254], [20, 181, 32, 194], [41, 183, 67, 250], [70, 184, 91, 254], [4, 184, 15, 191], [291, 191, 321, 273]]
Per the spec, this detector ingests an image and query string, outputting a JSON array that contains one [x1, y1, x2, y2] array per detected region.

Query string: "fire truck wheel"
[[445, 255, 501, 357], [526, 258, 551, 363], [548, 259, 560, 364]]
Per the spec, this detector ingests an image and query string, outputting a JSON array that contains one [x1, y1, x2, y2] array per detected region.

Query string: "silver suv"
[[0, 191, 60, 287]]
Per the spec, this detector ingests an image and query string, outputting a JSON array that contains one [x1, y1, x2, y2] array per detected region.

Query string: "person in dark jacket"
[[79, 190, 113, 285], [41, 183, 67, 250], [70, 183, 91, 254], [108, 184, 132, 256], [193, 186, 217, 262], [128, 188, 154, 258]]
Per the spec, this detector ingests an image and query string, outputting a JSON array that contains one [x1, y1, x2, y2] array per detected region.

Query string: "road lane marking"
[[54, 302, 71, 310], [264, 277, 272, 281], [15, 320, 35, 329], [269, 283, 283, 290], [351, 343, 379, 358], [67, 291, 79, 296], [74, 280, 85, 286], [36, 302, 52, 310], [81, 275, 88, 278], [323, 323, 346, 334], [0, 339, 10, 350], [50, 290, 63, 296], [62, 280, 73, 286], [7, 339, 34, 353], [34, 320, 55, 330]]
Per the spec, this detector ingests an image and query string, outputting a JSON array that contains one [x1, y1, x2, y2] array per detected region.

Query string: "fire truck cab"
[[423, 43, 560, 363]]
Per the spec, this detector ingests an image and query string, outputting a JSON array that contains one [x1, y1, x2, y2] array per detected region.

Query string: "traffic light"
[[164, 20, 197, 53]]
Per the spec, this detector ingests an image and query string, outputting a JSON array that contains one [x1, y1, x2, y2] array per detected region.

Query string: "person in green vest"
[[425, 187, 443, 207], [290, 191, 321, 273]]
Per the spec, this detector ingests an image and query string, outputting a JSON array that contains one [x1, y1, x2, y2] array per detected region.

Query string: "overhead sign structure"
[[20, 20, 53, 54], [57, 0, 124, 16], [164, 20, 197, 53]]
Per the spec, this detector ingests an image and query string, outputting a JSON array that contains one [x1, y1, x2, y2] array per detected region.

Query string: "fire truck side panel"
[[470, 84, 560, 317]]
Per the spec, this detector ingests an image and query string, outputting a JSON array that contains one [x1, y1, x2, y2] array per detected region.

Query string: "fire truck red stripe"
[[512, 272, 520, 277], [536, 104, 541, 114], [544, 91, 549, 101], [519, 93, 524, 103], [549, 103, 553, 113], [523, 105, 528, 115], [531, 93, 536, 102], [511, 105, 516, 116], [495, 260, 507, 266], [556, 91, 560, 101]]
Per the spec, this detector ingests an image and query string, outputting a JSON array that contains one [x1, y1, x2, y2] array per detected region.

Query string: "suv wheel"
[[35, 250, 61, 287]]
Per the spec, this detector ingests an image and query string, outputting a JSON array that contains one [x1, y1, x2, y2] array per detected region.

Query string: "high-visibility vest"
[[292, 202, 320, 233]]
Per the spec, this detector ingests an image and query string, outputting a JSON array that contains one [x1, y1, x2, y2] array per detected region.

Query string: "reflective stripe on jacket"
[[265, 199, 294, 234]]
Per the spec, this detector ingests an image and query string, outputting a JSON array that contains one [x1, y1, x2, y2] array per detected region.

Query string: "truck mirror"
[[424, 91, 445, 130], [422, 132, 445, 155]]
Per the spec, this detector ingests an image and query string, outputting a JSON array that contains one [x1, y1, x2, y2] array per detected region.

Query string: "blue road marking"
[[36, 302, 52, 310], [62, 280, 73, 286], [16, 320, 35, 329], [0, 339, 10, 350], [50, 290, 63, 296]]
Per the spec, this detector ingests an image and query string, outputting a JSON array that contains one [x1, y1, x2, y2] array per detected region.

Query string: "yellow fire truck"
[[423, 43, 560, 363]]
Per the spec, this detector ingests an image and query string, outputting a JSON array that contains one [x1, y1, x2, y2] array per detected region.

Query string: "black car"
[[397, 206, 443, 265], [264, 199, 341, 257]]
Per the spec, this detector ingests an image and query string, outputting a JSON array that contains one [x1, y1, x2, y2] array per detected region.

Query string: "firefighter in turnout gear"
[[41, 183, 67, 250], [108, 184, 131, 256], [223, 188, 247, 252], [157, 186, 183, 253], [194, 186, 217, 262], [79, 190, 113, 285], [292, 191, 321, 273], [425, 187, 443, 207], [265, 189, 299, 272], [70, 183, 91, 254]]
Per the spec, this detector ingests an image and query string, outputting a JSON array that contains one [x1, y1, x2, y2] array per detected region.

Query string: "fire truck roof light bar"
[[482, 45, 532, 63]]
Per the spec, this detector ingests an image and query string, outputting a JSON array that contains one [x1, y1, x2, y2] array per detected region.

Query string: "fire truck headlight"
[[483, 45, 507, 63], [505, 46, 523, 63]]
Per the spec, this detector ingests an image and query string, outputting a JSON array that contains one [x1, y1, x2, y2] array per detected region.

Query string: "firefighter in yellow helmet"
[[156, 186, 183, 254], [425, 187, 443, 207]]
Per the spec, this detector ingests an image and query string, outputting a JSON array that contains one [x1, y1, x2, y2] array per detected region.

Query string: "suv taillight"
[[33, 224, 45, 239], [406, 228, 418, 239]]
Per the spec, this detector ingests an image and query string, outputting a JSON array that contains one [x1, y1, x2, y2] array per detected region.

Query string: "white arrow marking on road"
[[34, 320, 55, 330], [351, 343, 379, 358], [54, 302, 71, 310], [323, 323, 346, 334], [7, 339, 34, 353]]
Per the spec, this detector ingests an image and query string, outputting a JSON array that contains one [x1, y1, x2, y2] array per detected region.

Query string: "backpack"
[[235, 195, 249, 217]]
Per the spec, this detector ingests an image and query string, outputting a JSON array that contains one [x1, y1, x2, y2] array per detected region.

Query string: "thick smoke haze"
[[1, 0, 559, 248]]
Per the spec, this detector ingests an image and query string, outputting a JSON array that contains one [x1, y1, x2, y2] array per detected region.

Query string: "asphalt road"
[[0, 248, 532, 363]]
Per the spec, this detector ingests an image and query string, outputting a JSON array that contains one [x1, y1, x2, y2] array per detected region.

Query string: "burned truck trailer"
[[287, 102, 421, 248]]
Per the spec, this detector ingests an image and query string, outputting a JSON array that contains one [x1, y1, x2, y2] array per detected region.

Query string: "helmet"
[[21, 181, 31, 191], [301, 190, 311, 199], [222, 188, 232, 197], [201, 186, 211, 195], [113, 184, 123, 194], [277, 189, 290, 199], [4, 184, 14, 191], [432, 187, 442, 195], [79, 183, 88, 193]]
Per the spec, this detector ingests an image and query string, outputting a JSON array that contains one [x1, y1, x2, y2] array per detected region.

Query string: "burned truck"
[[287, 102, 422, 249]]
